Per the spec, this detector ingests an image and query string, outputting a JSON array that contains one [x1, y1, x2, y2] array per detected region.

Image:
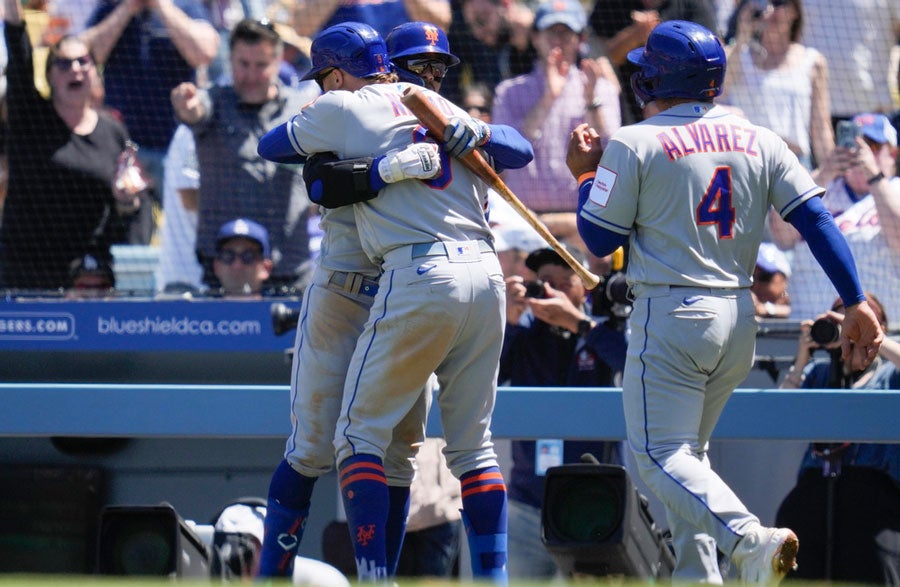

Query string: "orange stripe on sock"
[[341, 460, 385, 476], [461, 483, 506, 499], [340, 472, 387, 488], [460, 471, 505, 488]]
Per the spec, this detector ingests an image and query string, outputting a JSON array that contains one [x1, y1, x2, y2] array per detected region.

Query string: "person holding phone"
[[768, 113, 900, 324]]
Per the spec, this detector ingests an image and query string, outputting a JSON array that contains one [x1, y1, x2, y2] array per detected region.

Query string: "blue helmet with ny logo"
[[627, 20, 726, 105]]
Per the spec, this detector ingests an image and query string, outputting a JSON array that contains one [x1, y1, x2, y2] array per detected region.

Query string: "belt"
[[327, 271, 379, 297], [410, 240, 494, 258]]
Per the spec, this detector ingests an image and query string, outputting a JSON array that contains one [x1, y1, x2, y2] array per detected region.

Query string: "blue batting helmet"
[[387, 22, 460, 67], [301, 21, 391, 81], [626, 20, 725, 105]]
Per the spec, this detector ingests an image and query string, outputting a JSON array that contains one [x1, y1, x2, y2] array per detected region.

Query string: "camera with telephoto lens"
[[810, 317, 841, 345], [524, 279, 547, 299], [270, 302, 302, 336]]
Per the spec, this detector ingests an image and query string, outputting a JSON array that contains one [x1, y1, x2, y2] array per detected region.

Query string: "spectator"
[[461, 81, 494, 122], [154, 123, 203, 295], [802, 0, 900, 125], [776, 293, 900, 584], [290, 0, 451, 39], [81, 0, 220, 243], [442, 0, 535, 104], [42, 0, 101, 46], [753, 242, 791, 318], [492, 0, 621, 215], [171, 18, 317, 293], [66, 251, 116, 298], [720, 0, 834, 169], [587, 0, 718, 124], [492, 223, 544, 280], [771, 113, 900, 327], [499, 245, 626, 578], [211, 217, 272, 297], [0, 0, 142, 291]]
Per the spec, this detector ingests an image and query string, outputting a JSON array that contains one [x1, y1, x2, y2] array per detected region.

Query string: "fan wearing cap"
[[499, 244, 626, 578], [212, 218, 273, 298], [491, 0, 621, 216], [769, 113, 900, 324], [752, 242, 792, 319], [66, 253, 116, 299], [171, 18, 318, 294]]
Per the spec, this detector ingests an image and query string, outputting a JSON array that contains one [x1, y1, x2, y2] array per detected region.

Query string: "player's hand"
[[442, 117, 491, 158], [840, 300, 885, 371], [377, 143, 441, 184], [566, 123, 603, 179]]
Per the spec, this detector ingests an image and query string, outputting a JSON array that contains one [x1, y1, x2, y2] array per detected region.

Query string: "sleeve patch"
[[588, 166, 617, 208]]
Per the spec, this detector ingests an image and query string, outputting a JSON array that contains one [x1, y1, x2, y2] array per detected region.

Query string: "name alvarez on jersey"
[[656, 122, 759, 161]]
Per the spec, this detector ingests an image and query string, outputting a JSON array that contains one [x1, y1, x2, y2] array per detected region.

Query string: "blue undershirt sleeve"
[[481, 124, 534, 172], [786, 197, 866, 306], [576, 177, 628, 257]]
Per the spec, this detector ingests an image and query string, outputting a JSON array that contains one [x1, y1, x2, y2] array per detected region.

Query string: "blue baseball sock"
[[386, 485, 410, 575], [257, 459, 316, 577], [339, 454, 390, 581], [460, 466, 508, 583]]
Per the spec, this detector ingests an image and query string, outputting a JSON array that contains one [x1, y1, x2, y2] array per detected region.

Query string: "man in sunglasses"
[[211, 218, 273, 298]]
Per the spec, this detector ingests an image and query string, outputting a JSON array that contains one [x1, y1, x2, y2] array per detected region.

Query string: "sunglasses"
[[216, 249, 262, 265], [53, 55, 93, 71], [314, 67, 335, 89], [405, 59, 449, 81]]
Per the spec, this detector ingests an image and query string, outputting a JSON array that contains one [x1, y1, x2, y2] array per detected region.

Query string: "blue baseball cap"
[[534, 0, 587, 34], [852, 113, 898, 147], [216, 218, 271, 258]]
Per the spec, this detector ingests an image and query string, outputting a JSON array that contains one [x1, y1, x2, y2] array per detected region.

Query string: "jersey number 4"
[[696, 167, 735, 239]]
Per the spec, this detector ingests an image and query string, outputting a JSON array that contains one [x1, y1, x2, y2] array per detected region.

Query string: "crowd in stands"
[[0, 0, 896, 305]]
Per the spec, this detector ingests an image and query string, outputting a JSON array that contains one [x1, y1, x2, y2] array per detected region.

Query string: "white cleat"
[[732, 524, 799, 584]]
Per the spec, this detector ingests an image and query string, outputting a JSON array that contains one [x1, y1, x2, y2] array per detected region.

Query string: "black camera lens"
[[605, 273, 630, 305], [810, 318, 841, 345], [524, 280, 546, 299]]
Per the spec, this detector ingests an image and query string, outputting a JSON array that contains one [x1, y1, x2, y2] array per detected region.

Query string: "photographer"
[[777, 293, 900, 584], [499, 245, 628, 578]]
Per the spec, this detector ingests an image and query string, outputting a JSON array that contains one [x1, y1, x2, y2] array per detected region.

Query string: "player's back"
[[596, 102, 821, 288]]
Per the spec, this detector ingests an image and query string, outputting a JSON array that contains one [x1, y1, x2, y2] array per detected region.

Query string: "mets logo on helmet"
[[424, 25, 439, 46]]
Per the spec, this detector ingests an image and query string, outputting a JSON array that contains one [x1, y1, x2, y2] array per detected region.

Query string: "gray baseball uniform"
[[285, 203, 425, 486], [284, 82, 505, 478], [580, 102, 824, 580]]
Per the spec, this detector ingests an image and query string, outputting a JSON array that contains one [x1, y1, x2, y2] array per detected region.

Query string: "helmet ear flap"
[[630, 71, 655, 108]]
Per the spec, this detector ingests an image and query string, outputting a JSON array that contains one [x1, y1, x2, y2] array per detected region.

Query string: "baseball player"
[[256, 22, 523, 582], [302, 21, 533, 208], [565, 20, 884, 584]]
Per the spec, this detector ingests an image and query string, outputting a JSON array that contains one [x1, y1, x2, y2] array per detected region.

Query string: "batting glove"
[[377, 143, 442, 184], [442, 117, 491, 158]]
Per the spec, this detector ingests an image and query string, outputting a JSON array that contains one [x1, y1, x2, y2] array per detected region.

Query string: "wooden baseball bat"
[[401, 87, 601, 290]]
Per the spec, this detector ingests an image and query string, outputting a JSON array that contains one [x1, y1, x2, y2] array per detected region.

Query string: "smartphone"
[[836, 120, 860, 149]]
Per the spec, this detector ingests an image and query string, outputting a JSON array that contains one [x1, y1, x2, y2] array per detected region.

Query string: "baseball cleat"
[[732, 524, 799, 584]]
